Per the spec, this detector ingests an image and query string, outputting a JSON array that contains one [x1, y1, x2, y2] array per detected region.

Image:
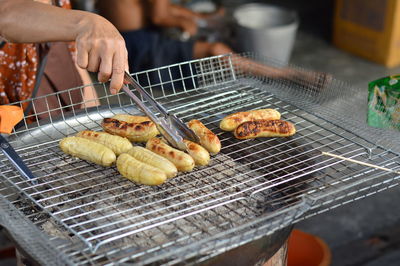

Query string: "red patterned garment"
[[0, 0, 73, 107]]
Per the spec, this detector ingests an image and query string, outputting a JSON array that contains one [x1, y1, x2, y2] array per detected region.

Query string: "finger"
[[98, 54, 113, 83], [123, 56, 130, 86], [87, 50, 101, 73], [76, 43, 89, 69], [109, 50, 125, 94], [125, 48, 129, 73]]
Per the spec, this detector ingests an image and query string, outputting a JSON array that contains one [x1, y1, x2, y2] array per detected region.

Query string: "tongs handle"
[[0, 106, 37, 185], [0, 135, 37, 184], [122, 72, 200, 150], [123, 72, 168, 117], [122, 72, 186, 150], [121, 83, 161, 125]]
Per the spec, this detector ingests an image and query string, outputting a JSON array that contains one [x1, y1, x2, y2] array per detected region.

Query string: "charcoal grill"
[[0, 54, 399, 265]]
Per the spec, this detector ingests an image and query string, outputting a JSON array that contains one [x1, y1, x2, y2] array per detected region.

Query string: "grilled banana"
[[102, 117, 159, 142], [146, 138, 195, 172], [126, 146, 178, 178], [187, 119, 221, 154], [234, 120, 296, 139], [220, 109, 281, 131], [76, 130, 132, 155], [59, 137, 116, 166], [112, 114, 152, 123], [117, 153, 167, 186], [183, 139, 210, 166]]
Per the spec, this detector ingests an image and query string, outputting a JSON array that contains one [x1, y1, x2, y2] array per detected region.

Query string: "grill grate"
[[0, 54, 399, 265]]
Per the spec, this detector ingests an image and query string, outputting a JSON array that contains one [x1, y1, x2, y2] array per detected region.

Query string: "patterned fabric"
[[0, 0, 73, 107]]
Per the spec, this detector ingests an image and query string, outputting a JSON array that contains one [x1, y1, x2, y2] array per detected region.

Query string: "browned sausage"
[[234, 120, 296, 139], [146, 138, 195, 172], [187, 119, 221, 154], [183, 139, 210, 166], [220, 109, 281, 131], [101, 118, 159, 142]]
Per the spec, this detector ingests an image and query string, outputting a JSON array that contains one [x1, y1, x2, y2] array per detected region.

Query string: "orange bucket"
[[287, 229, 331, 266], [0, 106, 24, 134]]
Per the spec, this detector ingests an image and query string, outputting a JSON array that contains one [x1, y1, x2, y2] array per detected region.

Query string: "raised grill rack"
[[0, 54, 399, 265]]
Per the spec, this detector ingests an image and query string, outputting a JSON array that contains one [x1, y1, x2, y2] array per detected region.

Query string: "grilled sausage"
[[234, 120, 296, 139], [101, 118, 159, 142], [126, 146, 178, 178], [76, 130, 132, 155], [59, 137, 116, 166], [187, 119, 221, 154], [220, 109, 281, 131], [112, 114, 152, 123], [117, 153, 167, 186], [183, 139, 210, 166], [146, 138, 195, 172]]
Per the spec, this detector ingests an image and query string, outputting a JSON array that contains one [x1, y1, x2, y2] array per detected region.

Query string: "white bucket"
[[232, 4, 299, 62]]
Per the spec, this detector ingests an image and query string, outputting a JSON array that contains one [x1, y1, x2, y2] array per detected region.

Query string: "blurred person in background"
[[0, 0, 128, 120], [96, 0, 232, 73], [96, 0, 330, 90]]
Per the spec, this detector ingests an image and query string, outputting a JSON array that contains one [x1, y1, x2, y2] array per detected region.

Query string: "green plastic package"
[[368, 75, 400, 131]]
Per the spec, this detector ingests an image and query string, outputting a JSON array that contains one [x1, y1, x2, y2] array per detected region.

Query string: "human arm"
[[149, 0, 198, 36], [0, 0, 128, 93]]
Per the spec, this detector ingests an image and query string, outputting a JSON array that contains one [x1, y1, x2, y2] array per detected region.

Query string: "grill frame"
[[0, 54, 399, 265]]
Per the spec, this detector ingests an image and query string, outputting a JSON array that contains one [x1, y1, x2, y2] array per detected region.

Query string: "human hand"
[[75, 14, 128, 94]]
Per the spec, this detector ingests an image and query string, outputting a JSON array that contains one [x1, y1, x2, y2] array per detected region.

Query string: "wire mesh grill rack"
[[0, 54, 399, 265]]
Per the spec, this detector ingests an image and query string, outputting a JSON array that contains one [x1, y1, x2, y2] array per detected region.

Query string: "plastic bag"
[[368, 75, 400, 131]]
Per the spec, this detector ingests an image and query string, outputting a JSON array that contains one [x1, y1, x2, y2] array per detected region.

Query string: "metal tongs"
[[122, 72, 199, 151], [0, 106, 37, 185]]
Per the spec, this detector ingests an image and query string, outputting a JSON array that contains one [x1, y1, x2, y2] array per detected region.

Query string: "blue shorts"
[[121, 28, 194, 73]]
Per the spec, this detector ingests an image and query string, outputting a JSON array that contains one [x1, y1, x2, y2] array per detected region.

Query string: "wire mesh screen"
[[0, 54, 399, 265]]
